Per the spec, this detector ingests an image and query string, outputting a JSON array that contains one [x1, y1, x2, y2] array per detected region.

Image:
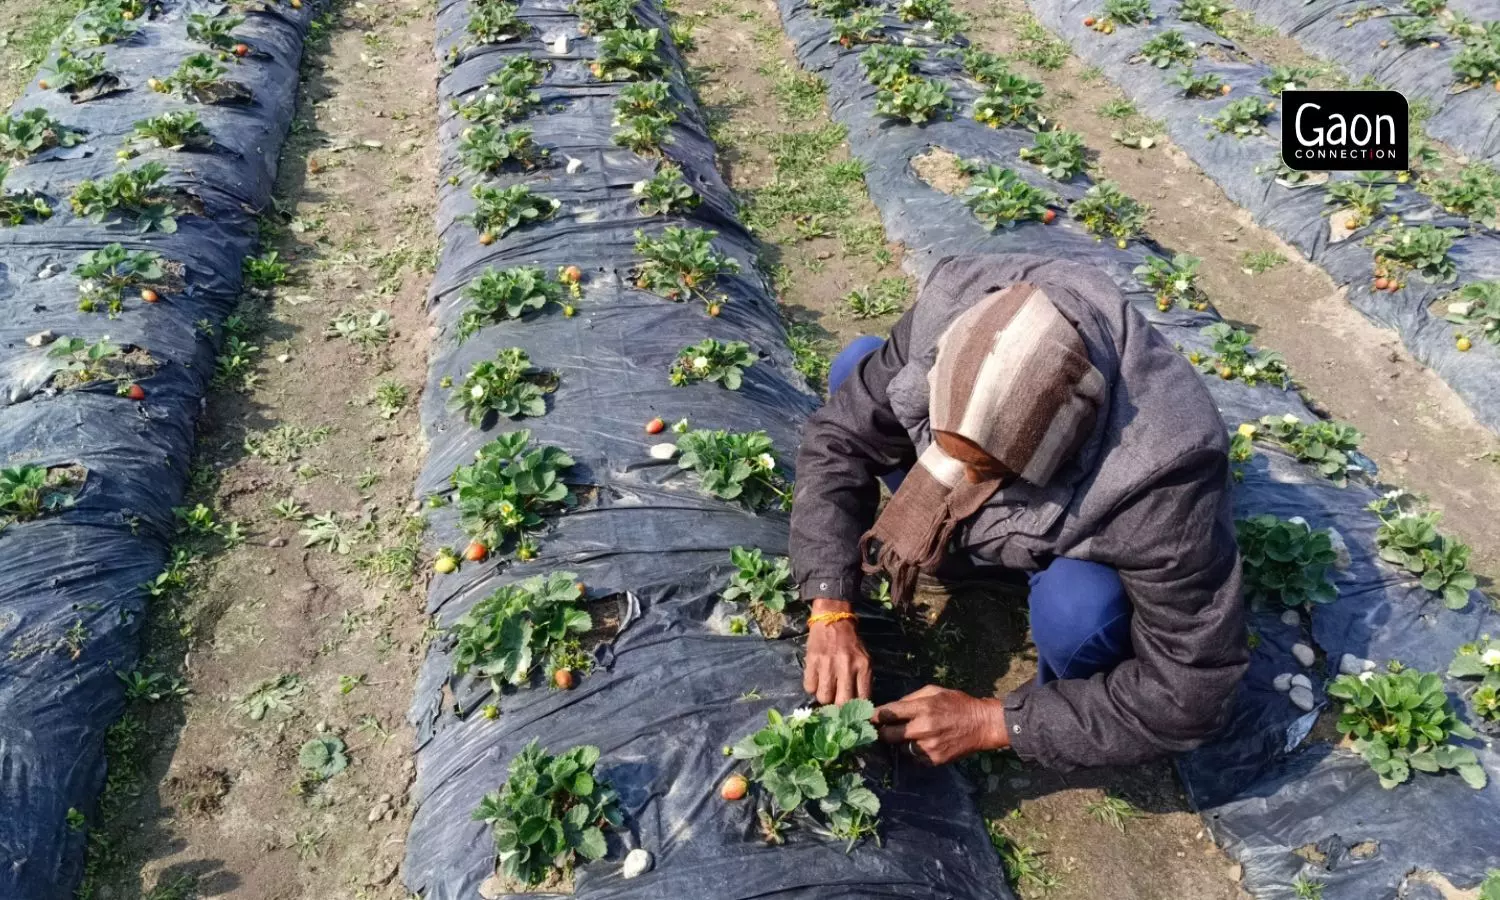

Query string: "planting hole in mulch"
[[910, 146, 970, 196]]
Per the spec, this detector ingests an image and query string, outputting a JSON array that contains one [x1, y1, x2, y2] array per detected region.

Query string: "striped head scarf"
[[859, 282, 1107, 606]]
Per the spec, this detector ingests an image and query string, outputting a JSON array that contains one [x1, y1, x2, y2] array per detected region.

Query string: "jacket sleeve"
[[789, 313, 919, 603], [1001, 447, 1248, 769]]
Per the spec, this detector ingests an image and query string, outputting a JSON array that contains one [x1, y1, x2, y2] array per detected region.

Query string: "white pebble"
[[1280, 609, 1301, 627], [1338, 653, 1368, 676], [1326, 527, 1352, 569], [566, 157, 584, 175], [622, 848, 653, 879], [1290, 674, 1312, 690], [649, 442, 678, 460], [1292, 643, 1316, 668], [1288, 685, 1316, 712], [1273, 673, 1293, 692], [550, 34, 569, 54]]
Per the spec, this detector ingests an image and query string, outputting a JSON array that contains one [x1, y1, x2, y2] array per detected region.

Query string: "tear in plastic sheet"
[[401, 2, 1014, 897], [0, 3, 320, 897], [1222, 0, 1500, 165], [768, 0, 1500, 896], [1019, 0, 1500, 436]]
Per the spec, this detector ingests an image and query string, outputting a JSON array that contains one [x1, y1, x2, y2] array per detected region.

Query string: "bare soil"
[[88, 0, 438, 896], [0, 0, 85, 107]]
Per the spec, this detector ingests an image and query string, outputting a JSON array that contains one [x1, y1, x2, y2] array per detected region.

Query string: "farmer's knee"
[[828, 336, 886, 396], [1028, 558, 1133, 683]]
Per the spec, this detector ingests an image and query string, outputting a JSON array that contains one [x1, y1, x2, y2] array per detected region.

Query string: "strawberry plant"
[[1099, 0, 1152, 27], [48, 337, 123, 387], [1178, 0, 1226, 32], [0, 464, 79, 525], [69, 6, 139, 45], [41, 49, 112, 96], [616, 80, 674, 118], [1449, 637, 1500, 723], [730, 701, 881, 846], [1392, 15, 1437, 44], [955, 48, 1010, 86], [158, 53, 246, 104], [474, 742, 621, 887], [633, 162, 699, 216], [722, 546, 796, 615], [1452, 25, 1500, 87], [243, 251, 289, 288], [0, 109, 84, 161], [1192, 323, 1289, 386], [468, 184, 560, 240], [973, 72, 1046, 129], [612, 111, 672, 155], [451, 430, 575, 554], [457, 267, 567, 340], [450, 572, 594, 690], [1327, 668, 1486, 789], [1019, 129, 1086, 180], [860, 45, 923, 89], [460, 124, 546, 174], [1246, 414, 1361, 484], [1426, 162, 1500, 225], [453, 348, 553, 425], [632, 226, 741, 305], [1443, 281, 1500, 345], [1133, 253, 1208, 311], [458, 58, 546, 123], [1070, 181, 1148, 245], [467, 0, 527, 45], [962, 166, 1056, 229], [1171, 67, 1225, 98], [592, 28, 664, 81], [185, 11, 244, 50], [927, 6, 966, 41], [1324, 173, 1396, 230], [670, 339, 755, 389], [69, 161, 179, 232], [811, 0, 862, 15], [1260, 65, 1321, 94], [876, 77, 950, 124], [1368, 492, 1477, 609], [128, 111, 212, 151], [1209, 97, 1276, 137], [1136, 30, 1196, 68], [572, 0, 640, 34], [74, 244, 165, 314], [676, 429, 787, 509], [1367, 223, 1460, 284], [0, 165, 52, 226], [831, 10, 882, 47], [897, 0, 947, 22], [1235, 514, 1339, 608]]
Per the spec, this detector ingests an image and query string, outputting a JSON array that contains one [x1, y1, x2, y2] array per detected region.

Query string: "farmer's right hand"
[[804, 598, 872, 705]]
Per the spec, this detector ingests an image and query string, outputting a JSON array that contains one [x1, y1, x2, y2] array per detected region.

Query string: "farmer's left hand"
[[872, 685, 1009, 766]]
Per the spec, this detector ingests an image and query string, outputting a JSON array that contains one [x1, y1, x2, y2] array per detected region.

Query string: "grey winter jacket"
[[790, 255, 1248, 770]]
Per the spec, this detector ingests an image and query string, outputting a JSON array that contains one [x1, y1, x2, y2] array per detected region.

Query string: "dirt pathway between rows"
[[967, 0, 1500, 588], [672, 1, 1246, 897], [85, 1, 436, 897], [0, 0, 86, 107]]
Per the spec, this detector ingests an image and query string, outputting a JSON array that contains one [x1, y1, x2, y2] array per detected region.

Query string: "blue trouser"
[[829, 337, 1134, 684]]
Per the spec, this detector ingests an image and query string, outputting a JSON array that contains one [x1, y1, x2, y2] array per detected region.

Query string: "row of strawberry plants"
[[405, 0, 1010, 895], [0, 1, 321, 897], [1214, 0, 1500, 165], [767, 0, 1498, 895], [1024, 0, 1500, 437]]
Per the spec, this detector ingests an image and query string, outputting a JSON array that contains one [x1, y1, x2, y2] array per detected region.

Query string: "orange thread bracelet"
[[807, 611, 858, 628]]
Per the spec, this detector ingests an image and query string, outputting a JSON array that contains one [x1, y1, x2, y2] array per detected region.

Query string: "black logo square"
[[1281, 90, 1409, 172]]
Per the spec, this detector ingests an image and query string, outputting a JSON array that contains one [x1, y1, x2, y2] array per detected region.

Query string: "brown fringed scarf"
[[858, 282, 1107, 606]]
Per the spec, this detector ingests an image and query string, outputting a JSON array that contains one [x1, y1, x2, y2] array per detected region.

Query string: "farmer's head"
[[926, 283, 1108, 487]]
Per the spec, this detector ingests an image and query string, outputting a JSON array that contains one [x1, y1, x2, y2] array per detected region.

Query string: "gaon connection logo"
[[1281, 90, 1409, 172]]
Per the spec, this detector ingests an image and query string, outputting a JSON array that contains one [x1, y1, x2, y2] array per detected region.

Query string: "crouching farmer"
[[790, 255, 1248, 770]]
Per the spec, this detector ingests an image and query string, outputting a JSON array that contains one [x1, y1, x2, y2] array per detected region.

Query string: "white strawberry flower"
[[789, 707, 813, 723], [1358, 671, 1376, 683], [632, 180, 647, 194], [692, 355, 709, 370], [1482, 647, 1500, 667], [471, 384, 486, 400], [757, 453, 775, 471], [1173, 277, 1191, 293]]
